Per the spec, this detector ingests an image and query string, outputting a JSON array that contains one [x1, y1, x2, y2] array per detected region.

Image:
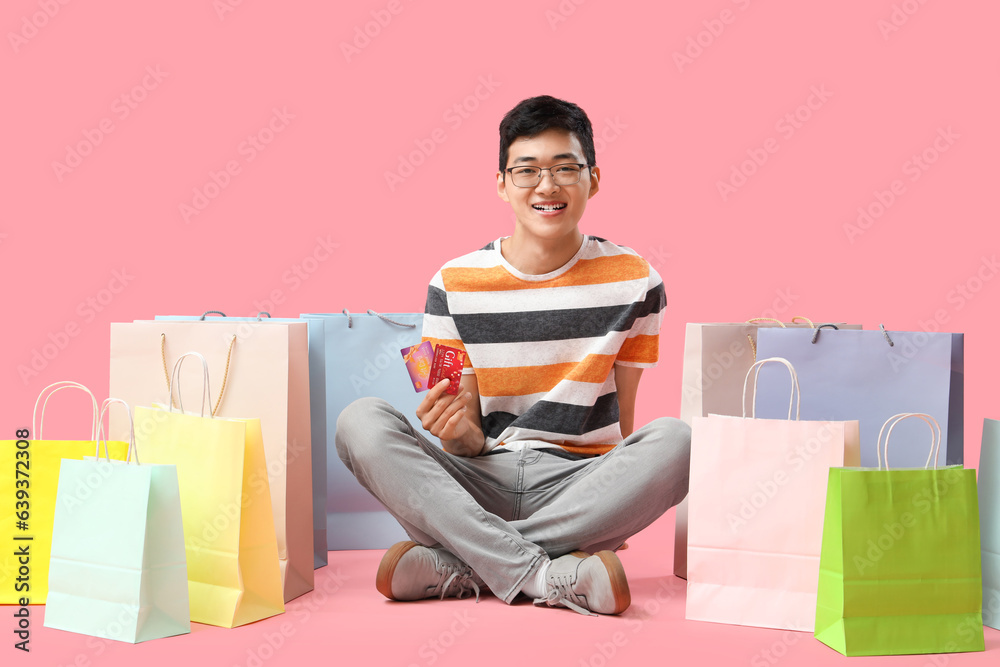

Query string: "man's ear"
[[588, 166, 600, 199], [497, 170, 510, 202]]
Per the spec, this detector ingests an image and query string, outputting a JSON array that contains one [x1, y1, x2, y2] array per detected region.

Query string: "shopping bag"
[[686, 358, 860, 631], [814, 413, 984, 656], [156, 312, 327, 569], [44, 400, 189, 642], [0, 382, 127, 604], [302, 310, 432, 550], [111, 319, 313, 601], [674, 319, 861, 579], [755, 327, 963, 467], [980, 418, 1000, 630], [133, 353, 285, 628]]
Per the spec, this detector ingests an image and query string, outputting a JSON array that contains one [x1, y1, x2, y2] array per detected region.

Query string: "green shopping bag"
[[815, 413, 984, 656]]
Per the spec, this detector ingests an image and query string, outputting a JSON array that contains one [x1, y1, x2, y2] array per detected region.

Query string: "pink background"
[[3, 0, 999, 664]]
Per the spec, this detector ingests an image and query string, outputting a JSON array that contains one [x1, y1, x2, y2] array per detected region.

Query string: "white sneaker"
[[376, 541, 483, 601], [534, 551, 631, 615]]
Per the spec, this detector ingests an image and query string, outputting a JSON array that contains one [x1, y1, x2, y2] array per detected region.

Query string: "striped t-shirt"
[[422, 235, 666, 456]]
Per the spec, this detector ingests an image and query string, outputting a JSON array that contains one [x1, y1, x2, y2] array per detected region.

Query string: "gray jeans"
[[335, 397, 691, 603]]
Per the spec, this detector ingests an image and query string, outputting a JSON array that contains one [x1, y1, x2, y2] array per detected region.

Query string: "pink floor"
[[15, 511, 1000, 667]]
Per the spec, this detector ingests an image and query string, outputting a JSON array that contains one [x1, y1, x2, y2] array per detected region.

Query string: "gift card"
[[428, 344, 466, 395], [400, 341, 434, 392]]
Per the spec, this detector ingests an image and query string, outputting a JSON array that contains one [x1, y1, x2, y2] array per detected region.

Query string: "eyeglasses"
[[505, 163, 590, 188]]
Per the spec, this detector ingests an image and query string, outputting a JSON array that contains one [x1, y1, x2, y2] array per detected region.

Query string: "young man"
[[335, 95, 690, 616]]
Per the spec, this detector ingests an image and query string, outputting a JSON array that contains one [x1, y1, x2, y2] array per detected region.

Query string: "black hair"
[[498, 95, 596, 175]]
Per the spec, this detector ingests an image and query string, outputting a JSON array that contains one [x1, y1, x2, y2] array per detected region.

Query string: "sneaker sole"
[[376, 541, 419, 600], [595, 550, 631, 614]]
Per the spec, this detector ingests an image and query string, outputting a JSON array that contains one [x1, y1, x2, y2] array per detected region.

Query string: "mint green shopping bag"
[[44, 400, 189, 643], [814, 413, 984, 656]]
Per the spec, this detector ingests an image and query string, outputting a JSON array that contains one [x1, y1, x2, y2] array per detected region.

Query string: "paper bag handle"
[[161, 333, 235, 416], [169, 352, 214, 418], [32, 381, 100, 441], [95, 398, 138, 464], [744, 318, 787, 361], [742, 357, 800, 420], [877, 412, 941, 470]]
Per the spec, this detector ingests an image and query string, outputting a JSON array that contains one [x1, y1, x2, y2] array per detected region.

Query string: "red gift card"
[[428, 344, 465, 395]]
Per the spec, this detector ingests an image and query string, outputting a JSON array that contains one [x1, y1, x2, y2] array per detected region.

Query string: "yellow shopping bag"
[[0, 382, 127, 604], [133, 354, 284, 627]]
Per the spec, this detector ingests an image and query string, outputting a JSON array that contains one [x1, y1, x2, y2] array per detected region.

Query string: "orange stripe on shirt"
[[441, 255, 649, 293], [476, 354, 616, 397], [617, 335, 659, 364]]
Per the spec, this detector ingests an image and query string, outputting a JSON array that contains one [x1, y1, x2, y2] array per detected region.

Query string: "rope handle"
[[879, 324, 895, 347], [161, 334, 236, 416], [744, 318, 786, 361], [168, 352, 213, 418], [199, 311, 226, 320], [94, 398, 138, 464], [877, 413, 941, 470], [342, 309, 418, 329], [811, 323, 840, 344], [32, 381, 100, 441], [742, 357, 801, 420], [789, 316, 815, 327]]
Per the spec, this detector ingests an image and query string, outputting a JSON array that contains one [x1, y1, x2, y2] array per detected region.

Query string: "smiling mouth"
[[532, 203, 567, 212]]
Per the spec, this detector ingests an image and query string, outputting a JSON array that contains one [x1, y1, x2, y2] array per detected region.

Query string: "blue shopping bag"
[[302, 310, 433, 550]]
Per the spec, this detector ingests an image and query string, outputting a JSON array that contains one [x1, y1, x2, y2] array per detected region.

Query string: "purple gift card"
[[401, 341, 434, 392]]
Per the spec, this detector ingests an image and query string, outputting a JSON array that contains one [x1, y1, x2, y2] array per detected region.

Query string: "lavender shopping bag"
[[754, 327, 963, 467]]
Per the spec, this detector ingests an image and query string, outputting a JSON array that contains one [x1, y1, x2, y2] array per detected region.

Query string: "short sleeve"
[[615, 263, 666, 368], [422, 270, 475, 373]]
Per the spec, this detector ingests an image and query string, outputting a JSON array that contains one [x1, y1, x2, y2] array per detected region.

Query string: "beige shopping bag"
[[110, 320, 313, 602]]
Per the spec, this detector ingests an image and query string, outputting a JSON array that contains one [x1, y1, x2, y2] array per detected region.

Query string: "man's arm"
[[416, 373, 486, 457], [614, 365, 644, 438]]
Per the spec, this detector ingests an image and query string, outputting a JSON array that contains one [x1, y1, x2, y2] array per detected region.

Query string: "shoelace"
[[533, 576, 596, 617], [438, 568, 481, 602]]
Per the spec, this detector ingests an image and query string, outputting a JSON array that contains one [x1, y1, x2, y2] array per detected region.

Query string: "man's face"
[[497, 128, 599, 244]]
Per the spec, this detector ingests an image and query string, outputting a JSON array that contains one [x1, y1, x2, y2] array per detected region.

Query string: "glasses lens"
[[510, 167, 540, 187], [551, 164, 582, 185]]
